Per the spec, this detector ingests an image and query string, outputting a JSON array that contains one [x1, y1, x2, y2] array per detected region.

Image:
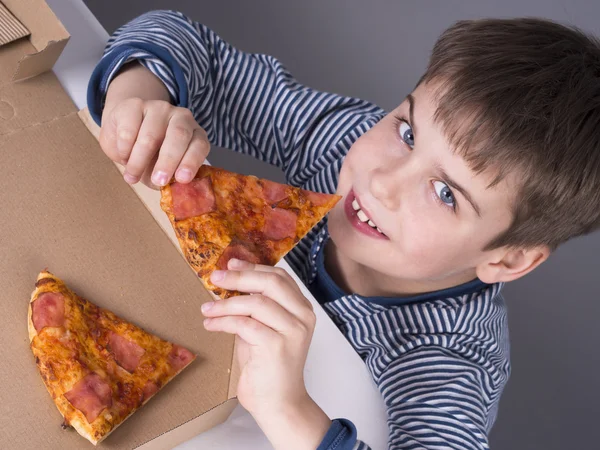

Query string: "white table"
[[48, 1, 389, 448]]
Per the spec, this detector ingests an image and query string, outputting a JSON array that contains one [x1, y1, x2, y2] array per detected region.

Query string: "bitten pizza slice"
[[28, 270, 196, 445], [160, 165, 341, 298]]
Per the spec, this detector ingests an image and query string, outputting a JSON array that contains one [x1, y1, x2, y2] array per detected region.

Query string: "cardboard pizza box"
[[0, 0, 240, 448]]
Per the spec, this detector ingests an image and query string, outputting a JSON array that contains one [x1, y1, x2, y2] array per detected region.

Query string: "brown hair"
[[421, 18, 600, 250]]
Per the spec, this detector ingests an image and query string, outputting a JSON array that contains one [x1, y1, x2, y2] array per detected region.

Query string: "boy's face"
[[328, 81, 516, 295]]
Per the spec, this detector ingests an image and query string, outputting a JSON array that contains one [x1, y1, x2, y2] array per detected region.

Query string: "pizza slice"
[[28, 270, 196, 446], [160, 165, 341, 298]]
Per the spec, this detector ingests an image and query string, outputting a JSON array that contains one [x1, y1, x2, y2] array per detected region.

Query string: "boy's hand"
[[203, 259, 315, 414], [202, 259, 331, 450], [100, 99, 209, 188], [99, 63, 210, 189]]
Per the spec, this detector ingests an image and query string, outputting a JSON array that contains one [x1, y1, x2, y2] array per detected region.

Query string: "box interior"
[[0, 1, 238, 448]]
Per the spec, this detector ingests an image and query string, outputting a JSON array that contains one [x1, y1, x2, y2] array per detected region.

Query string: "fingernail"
[[152, 170, 169, 186], [211, 270, 225, 282], [176, 168, 193, 183], [123, 172, 138, 184], [201, 301, 214, 312], [203, 318, 212, 327]]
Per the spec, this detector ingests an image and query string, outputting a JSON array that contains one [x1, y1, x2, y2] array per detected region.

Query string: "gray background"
[[82, 1, 600, 449]]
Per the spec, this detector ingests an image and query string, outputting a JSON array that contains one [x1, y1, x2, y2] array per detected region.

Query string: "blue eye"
[[433, 181, 455, 207], [398, 121, 414, 148]]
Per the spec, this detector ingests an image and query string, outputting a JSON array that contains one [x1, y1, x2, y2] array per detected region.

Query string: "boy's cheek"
[[335, 157, 354, 193]]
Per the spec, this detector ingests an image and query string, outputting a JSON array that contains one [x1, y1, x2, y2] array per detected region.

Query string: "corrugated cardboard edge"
[[0, 2, 30, 46], [77, 107, 100, 140], [228, 338, 241, 399], [14, 39, 68, 80], [3, 0, 70, 80], [136, 398, 238, 450]]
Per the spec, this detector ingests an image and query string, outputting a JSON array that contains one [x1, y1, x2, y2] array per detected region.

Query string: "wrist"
[[251, 392, 332, 450], [103, 62, 171, 115]]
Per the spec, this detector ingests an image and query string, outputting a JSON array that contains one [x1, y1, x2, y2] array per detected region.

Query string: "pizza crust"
[[28, 271, 101, 444], [27, 270, 47, 343]]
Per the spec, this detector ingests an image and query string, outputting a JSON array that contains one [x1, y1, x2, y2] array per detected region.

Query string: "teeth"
[[352, 197, 384, 234]]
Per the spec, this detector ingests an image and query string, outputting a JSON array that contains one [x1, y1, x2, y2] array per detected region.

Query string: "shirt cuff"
[[86, 42, 189, 126], [317, 418, 358, 450]]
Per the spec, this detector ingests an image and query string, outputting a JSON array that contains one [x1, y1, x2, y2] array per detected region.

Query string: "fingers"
[[139, 153, 160, 188], [99, 97, 144, 165], [98, 98, 210, 187], [124, 104, 169, 184], [202, 294, 299, 333], [114, 99, 144, 164], [151, 109, 197, 186], [203, 315, 279, 347], [174, 127, 210, 183], [210, 263, 314, 322], [228, 258, 293, 276], [227, 259, 307, 301]]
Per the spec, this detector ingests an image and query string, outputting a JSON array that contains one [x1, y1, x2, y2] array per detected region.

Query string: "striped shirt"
[[87, 10, 511, 450]]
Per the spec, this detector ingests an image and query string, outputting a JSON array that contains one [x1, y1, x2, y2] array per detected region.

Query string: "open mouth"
[[344, 191, 388, 239]]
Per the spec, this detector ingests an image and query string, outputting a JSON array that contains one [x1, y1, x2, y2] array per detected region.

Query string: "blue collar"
[[310, 230, 494, 307]]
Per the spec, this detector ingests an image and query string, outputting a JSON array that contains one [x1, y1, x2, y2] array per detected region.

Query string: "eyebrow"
[[438, 167, 482, 217], [407, 94, 417, 135]]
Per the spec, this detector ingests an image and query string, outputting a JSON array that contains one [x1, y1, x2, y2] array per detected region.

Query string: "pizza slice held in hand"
[[160, 165, 341, 298], [28, 271, 196, 445]]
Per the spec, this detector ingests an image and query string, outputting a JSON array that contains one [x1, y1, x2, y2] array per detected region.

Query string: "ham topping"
[[167, 345, 195, 372], [261, 179, 288, 204], [302, 189, 332, 206], [216, 243, 261, 270], [263, 208, 297, 241], [64, 373, 112, 423], [171, 177, 216, 220], [32, 292, 65, 332], [108, 331, 145, 373]]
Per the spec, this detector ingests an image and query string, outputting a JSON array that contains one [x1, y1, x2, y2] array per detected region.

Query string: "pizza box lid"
[[0, 1, 240, 448]]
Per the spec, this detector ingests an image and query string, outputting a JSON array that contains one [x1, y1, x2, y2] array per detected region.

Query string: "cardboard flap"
[[0, 2, 29, 46], [0, 0, 69, 81], [13, 38, 69, 81]]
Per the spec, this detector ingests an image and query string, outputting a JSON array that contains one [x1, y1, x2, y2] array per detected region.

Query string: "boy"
[[87, 11, 600, 450]]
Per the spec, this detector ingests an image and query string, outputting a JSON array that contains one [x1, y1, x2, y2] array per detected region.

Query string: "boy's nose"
[[369, 154, 420, 210], [369, 163, 405, 211]]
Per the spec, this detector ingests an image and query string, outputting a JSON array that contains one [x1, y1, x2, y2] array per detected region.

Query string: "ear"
[[476, 245, 550, 284]]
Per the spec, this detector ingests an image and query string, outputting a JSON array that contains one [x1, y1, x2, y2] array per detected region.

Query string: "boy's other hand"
[[202, 259, 331, 449], [100, 99, 209, 189], [99, 63, 209, 189], [203, 259, 315, 415]]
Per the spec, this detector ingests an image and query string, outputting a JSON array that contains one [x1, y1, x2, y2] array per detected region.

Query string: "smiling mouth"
[[344, 191, 388, 239], [350, 198, 384, 234]]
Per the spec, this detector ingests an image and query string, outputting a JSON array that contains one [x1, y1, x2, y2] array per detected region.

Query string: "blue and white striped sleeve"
[[87, 10, 384, 188]]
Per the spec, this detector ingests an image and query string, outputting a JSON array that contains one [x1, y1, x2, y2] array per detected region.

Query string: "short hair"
[[421, 18, 600, 250]]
